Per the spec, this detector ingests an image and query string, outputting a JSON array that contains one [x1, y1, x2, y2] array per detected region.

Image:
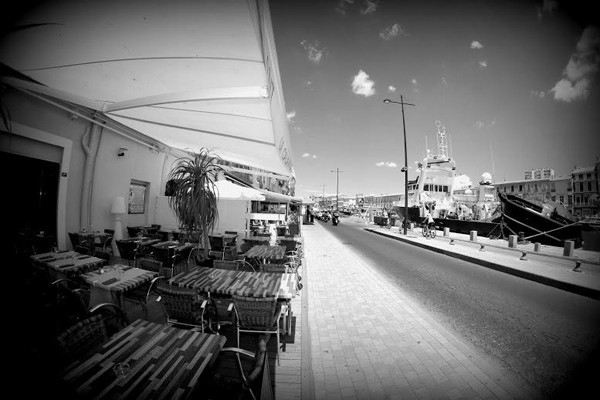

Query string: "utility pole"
[[384, 95, 415, 235], [330, 168, 343, 211], [321, 183, 326, 208]]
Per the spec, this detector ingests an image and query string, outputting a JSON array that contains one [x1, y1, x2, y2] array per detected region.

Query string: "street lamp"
[[330, 168, 343, 211], [383, 96, 415, 235]]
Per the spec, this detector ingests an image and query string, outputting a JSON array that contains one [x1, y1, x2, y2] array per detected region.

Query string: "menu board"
[[128, 181, 147, 214]]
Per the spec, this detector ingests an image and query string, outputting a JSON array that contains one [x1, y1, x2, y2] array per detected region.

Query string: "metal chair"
[[230, 295, 283, 364], [122, 276, 164, 320], [155, 282, 215, 332], [213, 259, 239, 271]]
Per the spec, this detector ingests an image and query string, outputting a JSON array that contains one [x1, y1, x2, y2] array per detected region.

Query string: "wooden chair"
[[155, 283, 214, 332], [230, 295, 283, 364]]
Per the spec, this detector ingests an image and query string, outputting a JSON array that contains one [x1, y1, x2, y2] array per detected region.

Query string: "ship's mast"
[[434, 120, 448, 159]]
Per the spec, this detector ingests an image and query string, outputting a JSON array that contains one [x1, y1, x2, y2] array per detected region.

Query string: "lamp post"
[[330, 168, 343, 211], [384, 96, 415, 235]]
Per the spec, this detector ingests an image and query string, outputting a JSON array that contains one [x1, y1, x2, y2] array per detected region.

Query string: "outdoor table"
[[169, 266, 240, 295], [31, 251, 105, 279], [242, 245, 286, 263], [81, 265, 157, 310], [59, 319, 226, 400]]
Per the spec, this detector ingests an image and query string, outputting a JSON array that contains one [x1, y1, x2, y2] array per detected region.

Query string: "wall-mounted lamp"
[[117, 147, 128, 157]]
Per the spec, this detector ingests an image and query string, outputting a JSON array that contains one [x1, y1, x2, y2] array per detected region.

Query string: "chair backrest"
[[236, 260, 256, 272], [156, 285, 205, 325], [56, 302, 128, 362], [115, 239, 137, 261], [213, 260, 238, 271], [232, 295, 279, 329], [56, 314, 108, 361], [68, 232, 81, 248], [259, 263, 288, 274], [137, 257, 163, 273]]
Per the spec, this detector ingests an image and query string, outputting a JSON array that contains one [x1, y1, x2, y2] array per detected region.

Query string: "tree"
[[167, 148, 224, 259]]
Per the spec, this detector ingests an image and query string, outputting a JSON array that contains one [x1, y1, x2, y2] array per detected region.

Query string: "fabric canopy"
[[256, 187, 303, 203], [0, 0, 294, 179], [215, 179, 265, 201]]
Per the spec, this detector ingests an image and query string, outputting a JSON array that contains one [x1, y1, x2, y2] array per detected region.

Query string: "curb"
[[365, 228, 600, 300], [300, 257, 314, 400]]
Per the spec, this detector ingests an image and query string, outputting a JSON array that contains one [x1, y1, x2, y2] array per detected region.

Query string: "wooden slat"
[[60, 319, 225, 399]]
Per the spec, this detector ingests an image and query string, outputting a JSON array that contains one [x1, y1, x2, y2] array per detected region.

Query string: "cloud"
[[470, 40, 484, 50], [301, 40, 326, 63], [531, 90, 546, 98], [551, 25, 600, 102], [376, 161, 397, 168], [335, 0, 354, 15], [302, 153, 317, 159], [388, 85, 396, 92], [411, 78, 419, 93], [475, 121, 485, 129], [441, 76, 448, 85], [475, 120, 496, 129], [537, 0, 558, 20], [286, 111, 296, 122], [379, 23, 408, 40], [351, 69, 376, 97], [361, 0, 378, 15], [479, 60, 488, 68]]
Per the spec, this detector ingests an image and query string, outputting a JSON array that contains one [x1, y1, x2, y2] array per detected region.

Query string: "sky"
[[268, 0, 600, 200]]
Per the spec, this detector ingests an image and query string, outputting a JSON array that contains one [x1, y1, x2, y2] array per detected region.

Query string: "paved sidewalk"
[[299, 222, 539, 400]]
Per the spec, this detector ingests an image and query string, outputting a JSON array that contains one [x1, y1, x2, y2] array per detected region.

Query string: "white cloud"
[[301, 40, 326, 63], [441, 76, 448, 86], [286, 110, 296, 122], [351, 69, 376, 97], [551, 25, 600, 102], [302, 153, 317, 159], [479, 60, 488, 68], [376, 161, 397, 168], [411, 78, 419, 93], [379, 23, 407, 40], [388, 85, 396, 92], [335, 0, 354, 15], [531, 90, 546, 98], [475, 121, 485, 129], [470, 40, 484, 50], [361, 0, 378, 15], [475, 120, 496, 129]]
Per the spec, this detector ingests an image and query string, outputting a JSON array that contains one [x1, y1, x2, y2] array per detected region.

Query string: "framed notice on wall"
[[128, 180, 148, 214]]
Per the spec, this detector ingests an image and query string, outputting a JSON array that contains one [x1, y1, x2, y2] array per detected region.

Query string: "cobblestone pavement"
[[300, 222, 539, 400]]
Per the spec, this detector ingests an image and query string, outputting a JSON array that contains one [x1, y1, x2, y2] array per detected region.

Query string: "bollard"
[[508, 235, 518, 248], [470, 230, 478, 242], [409, 222, 415, 230], [563, 240, 575, 257], [534, 242, 541, 252], [518, 231, 525, 243], [443, 227, 450, 237]]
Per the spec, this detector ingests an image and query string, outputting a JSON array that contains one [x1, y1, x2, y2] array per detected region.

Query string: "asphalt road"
[[317, 216, 600, 399]]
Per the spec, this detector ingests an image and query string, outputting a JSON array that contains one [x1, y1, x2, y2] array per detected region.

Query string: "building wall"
[[2, 87, 176, 249], [571, 161, 600, 217]]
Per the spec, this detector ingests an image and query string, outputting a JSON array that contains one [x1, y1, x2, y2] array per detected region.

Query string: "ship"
[[497, 192, 583, 247], [392, 121, 502, 237]]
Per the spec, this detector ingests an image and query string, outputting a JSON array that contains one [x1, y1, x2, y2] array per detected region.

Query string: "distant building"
[[571, 159, 600, 217], [524, 168, 554, 180], [495, 169, 572, 209]]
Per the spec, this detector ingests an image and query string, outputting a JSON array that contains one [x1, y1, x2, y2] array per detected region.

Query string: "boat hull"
[[499, 193, 582, 247], [434, 218, 502, 237]]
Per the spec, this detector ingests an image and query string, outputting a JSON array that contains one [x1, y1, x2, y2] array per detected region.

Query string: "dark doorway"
[[1, 150, 60, 254]]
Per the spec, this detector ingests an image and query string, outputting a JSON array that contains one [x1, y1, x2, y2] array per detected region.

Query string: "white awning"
[[0, 0, 294, 178], [256, 188, 303, 203], [215, 179, 265, 201]]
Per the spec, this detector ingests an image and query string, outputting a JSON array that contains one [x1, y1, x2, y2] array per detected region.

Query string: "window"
[[128, 180, 148, 214], [580, 182, 584, 192], [424, 184, 430, 191], [588, 181, 592, 191], [559, 195, 564, 203], [511, 185, 514, 192], [519, 184, 523, 192]]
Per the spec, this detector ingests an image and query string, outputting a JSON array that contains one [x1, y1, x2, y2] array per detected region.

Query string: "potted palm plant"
[[167, 148, 224, 261]]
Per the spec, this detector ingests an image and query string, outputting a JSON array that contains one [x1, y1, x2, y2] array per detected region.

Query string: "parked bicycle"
[[421, 220, 436, 238]]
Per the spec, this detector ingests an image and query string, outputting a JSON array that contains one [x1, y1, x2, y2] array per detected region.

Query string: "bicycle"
[[421, 221, 437, 238]]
